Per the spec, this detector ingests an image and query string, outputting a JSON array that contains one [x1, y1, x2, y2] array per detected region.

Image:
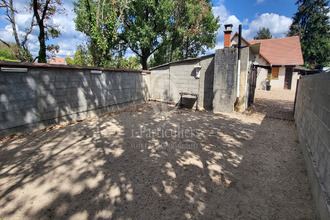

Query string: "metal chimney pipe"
[[236, 24, 242, 98]]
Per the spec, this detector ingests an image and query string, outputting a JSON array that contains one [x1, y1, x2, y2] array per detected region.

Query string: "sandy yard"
[[0, 89, 315, 219]]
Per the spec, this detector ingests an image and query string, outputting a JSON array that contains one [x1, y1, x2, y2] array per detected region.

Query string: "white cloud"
[[0, 26, 14, 42], [56, 49, 73, 57], [210, 4, 292, 52], [247, 13, 292, 39], [15, 13, 33, 27], [256, 0, 264, 4], [0, 1, 85, 58], [212, 5, 242, 50], [213, 5, 229, 21], [28, 42, 39, 51]]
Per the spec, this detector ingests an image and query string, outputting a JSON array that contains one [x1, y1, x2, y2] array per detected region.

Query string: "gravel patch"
[[245, 89, 296, 120], [0, 92, 315, 219]]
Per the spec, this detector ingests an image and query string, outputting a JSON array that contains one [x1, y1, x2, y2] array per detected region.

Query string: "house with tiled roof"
[[231, 33, 304, 90], [49, 57, 67, 65]]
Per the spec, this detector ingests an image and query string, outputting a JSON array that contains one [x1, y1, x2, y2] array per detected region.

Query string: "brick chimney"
[[224, 24, 233, 47]]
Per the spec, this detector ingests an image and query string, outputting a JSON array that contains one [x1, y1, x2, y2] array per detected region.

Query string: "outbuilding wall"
[[149, 55, 215, 110]]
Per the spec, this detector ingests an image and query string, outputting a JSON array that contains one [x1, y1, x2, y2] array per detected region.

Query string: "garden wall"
[[295, 72, 330, 220], [0, 62, 150, 137]]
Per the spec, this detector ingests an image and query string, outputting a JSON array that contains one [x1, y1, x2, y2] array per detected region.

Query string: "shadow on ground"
[[0, 101, 315, 219]]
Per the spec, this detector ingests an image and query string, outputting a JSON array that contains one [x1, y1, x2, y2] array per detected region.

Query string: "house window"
[[272, 67, 279, 79]]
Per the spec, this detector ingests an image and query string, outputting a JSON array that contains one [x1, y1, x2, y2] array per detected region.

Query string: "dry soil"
[[0, 89, 316, 219]]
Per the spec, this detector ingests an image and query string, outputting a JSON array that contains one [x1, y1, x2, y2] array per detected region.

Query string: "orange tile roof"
[[49, 57, 66, 65], [230, 32, 272, 64], [248, 36, 304, 65], [231, 32, 250, 46]]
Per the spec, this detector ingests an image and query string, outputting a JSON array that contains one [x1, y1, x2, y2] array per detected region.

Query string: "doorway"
[[248, 65, 257, 106], [284, 67, 293, 89]]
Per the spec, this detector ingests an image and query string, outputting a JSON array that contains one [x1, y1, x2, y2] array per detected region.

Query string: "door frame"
[[284, 66, 294, 90]]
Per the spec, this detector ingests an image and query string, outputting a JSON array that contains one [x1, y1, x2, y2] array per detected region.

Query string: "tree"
[[254, 27, 272, 39], [73, 44, 89, 66], [287, 0, 330, 66], [32, 0, 64, 63], [173, 0, 220, 59], [113, 56, 140, 69], [73, 0, 131, 67], [65, 56, 74, 65], [65, 44, 89, 66], [149, 0, 220, 68], [121, 0, 174, 70], [0, 0, 34, 61]]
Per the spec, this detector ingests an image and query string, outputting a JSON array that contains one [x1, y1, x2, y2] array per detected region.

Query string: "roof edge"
[[149, 54, 215, 70], [271, 63, 304, 66], [0, 61, 150, 74]]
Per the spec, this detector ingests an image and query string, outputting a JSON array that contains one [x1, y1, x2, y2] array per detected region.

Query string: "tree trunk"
[[33, 0, 49, 63], [185, 36, 189, 59], [142, 57, 148, 70], [141, 48, 150, 70], [9, 1, 21, 57], [38, 25, 47, 63]]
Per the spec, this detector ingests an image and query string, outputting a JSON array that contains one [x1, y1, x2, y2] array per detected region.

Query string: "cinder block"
[[68, 75, 81, 82], [0, 74, 6, 83], [67, 81, 79, 88], [40, 74, 55, 82], [6, 73, 23, 83], [1, 110, 24, 129], [55, 74, 68, 81]]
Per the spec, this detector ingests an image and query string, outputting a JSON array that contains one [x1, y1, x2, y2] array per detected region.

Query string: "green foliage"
[[32, 0, 64, 63], [0, 49, 16, 60], [73, 0, 129, 67], [0, 42, 18, 60], [65, 57, 74, 65], [174, 0, 220, 59], [1, 1, 34, 62], [254, 27, 272, 39], [287, 0, 330, 66], [113, 56, 141, 69], [149, 0, 220, 68], [47, 28, 61, 39], [71, 0, 220, 69], [0, 57, 20, 62], [73, 0, 219, 69], [66, 44, 89, 66], [120, 0, 174, 70], [46, 44, 60, 56]]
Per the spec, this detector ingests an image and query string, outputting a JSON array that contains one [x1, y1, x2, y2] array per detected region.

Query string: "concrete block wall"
[[199, 56, 214, 110], [169, 59, 200, 105], [295, 72, 330, 220], [149, 66, 170, 100], [213, 48, 237, 113], [149, 55, 214, 110], [0, 63, 149, 137]]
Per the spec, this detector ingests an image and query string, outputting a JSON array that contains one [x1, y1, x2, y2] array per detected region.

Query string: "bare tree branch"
[[1, 0, 34, 61]]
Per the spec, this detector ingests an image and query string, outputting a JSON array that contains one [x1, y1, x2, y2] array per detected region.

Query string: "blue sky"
[[219, 0, 297, 21], [0, 0, 301, 58]]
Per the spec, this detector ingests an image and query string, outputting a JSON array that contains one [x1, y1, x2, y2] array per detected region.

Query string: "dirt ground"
[[0, 89, 316, 219]]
